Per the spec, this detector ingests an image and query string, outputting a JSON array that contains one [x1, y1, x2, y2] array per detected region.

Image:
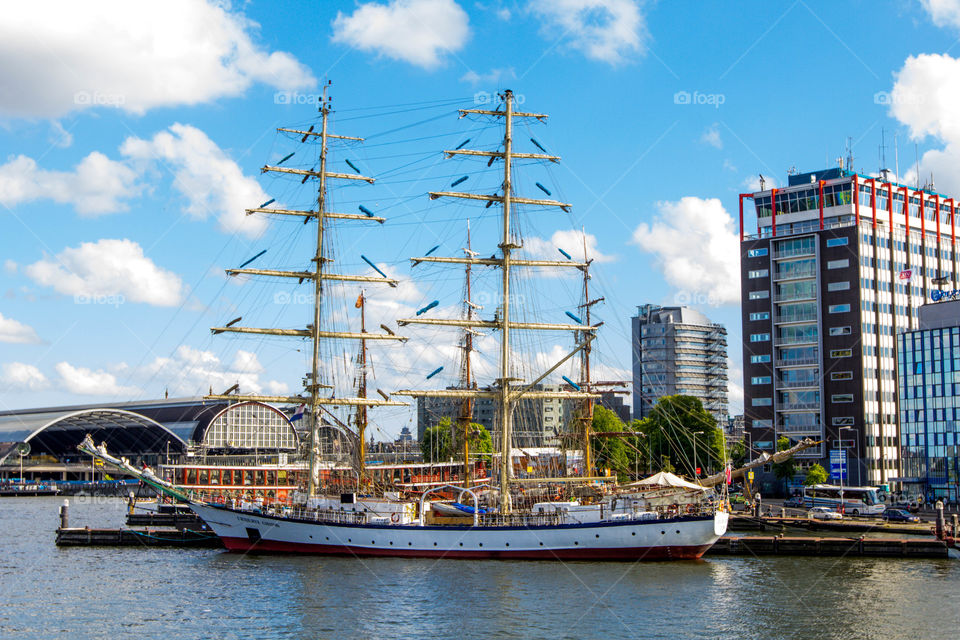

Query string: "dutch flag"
[[291, 404, 305, 422]]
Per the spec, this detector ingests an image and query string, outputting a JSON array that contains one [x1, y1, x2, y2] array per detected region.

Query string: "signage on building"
[[931, 289, 960, 303], [829, 448, 847, 482], [898, 269, 914, 281]]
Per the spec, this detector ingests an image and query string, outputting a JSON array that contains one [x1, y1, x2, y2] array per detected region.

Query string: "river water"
[[2, 497, 958, 639]]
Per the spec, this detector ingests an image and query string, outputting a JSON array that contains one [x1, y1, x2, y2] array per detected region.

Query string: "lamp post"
[[838, 426, 853, 513]]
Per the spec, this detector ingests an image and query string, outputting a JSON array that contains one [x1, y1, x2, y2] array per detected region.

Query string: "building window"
[[832, 417, 854, 426], [827, 281, 850, 292], [750, 354, 771, 363], [753, 419, 772, 429], [830, 349, 852, 358], [830, 371, 853, 381], [749, 269, 769, 279], [747, 248, 768, 258], [831, 394, 854, 403], [752, 397, 772, 406], [749, 290, 770, 300], [751, 376, 772, 385], [827, 259, 849, 269], [829, 326, 851, 336], [829, 304, 851, 313], [750, 311, 770, 321], [826, 237, 848, 247], [750, 333, 771, 342]]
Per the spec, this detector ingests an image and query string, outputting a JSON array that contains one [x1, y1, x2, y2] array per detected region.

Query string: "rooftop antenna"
[[758, 174, 766, 191], [845, 136, 854, 173]]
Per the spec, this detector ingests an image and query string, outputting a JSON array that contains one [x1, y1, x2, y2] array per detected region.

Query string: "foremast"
[[207, 82, 407, 500], [395, 90, 598, 513]]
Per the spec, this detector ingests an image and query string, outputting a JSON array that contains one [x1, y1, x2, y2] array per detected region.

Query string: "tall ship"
[[85, 87, 728, 560]]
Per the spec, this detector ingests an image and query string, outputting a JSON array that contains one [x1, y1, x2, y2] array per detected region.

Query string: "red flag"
[[725, 464, 732, 485]]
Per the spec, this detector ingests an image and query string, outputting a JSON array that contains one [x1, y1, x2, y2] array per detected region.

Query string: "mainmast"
[[395, 90, 599, 514], [577, 230, 602, 478], [207, 82, 407, 500], [356, 290, 369, 487], [457, 222, 477, 486]]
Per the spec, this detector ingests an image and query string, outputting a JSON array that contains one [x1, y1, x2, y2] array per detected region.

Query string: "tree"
[[729, 441, 747, 468], [771, 436, 796, 496], [637, 395, 725, 478], [587, 406, 648, 482], [804, 463, 828, 486], [420, 418, 492, 463]]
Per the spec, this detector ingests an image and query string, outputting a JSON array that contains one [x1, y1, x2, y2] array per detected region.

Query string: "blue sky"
[[2, 0, 960, 439]]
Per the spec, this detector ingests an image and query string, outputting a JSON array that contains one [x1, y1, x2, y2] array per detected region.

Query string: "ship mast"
[[206, 82, 408, 500], [356, 290, 368, 487], [395, 90, 598, 513], [457, 222, 477, 486], [577, 230, 602, 478]]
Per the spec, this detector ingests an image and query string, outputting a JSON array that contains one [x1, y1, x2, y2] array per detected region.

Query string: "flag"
[[355, 294, 363, 308], [898, 269, 913, 281], [725, 463, 732, 485], [291, 404, 305, 422]]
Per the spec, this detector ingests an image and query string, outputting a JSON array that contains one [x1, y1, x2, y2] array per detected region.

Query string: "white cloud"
[[0, 1, 315, 118], [332, 0, 470, 69], [888, 53, 960, 197], [48, 121, 73, 149], [460, 68, 516, 85], [0, 362, 49, 391], [24, 238, 184, 306], [3, 260, 16, 274], [0, 312, 42, 344], [0, 152, 139, 216], [700, 123, 722, 149], [56, 361, 139, 396], [631, 197, 740, 306], [529, 0, 647, 65], [120, 123, 269, 237], [922, 0, 960, 29], [143, 345, 287, 397], [523, 229, 616, 263], [742, 174, 778, 192]]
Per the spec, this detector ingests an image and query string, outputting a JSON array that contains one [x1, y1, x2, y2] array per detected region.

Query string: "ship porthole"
[[371, 540, 375, 545], [309, 535, 312, 539], [574, 541, 579, 545], [459, 542, 463, 547], [326, 536, 329, 540], [479, 543, 483, 547], [676, 530, 680, 534], [389, 541, 393, 545], [408, 542, 412, 546], [595, 534, 599, 538], [348, 538, 352, 542], [539, 542, 543, 546], [661, 531, 665, 535], [632, 532, 636, 536], [433, 542, 437, 546]]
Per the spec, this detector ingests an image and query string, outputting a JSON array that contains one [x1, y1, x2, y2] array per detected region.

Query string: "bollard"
[[936, 500, 945, 540], [952, 513, 958, 540], [59, 499, 69, 529], [781, 507, 786, 518], [128, 491, 136, 515]]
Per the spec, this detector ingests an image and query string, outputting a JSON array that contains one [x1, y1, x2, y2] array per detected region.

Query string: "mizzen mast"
[[206, 82, 407, 499], [395, 90, 598, 513]]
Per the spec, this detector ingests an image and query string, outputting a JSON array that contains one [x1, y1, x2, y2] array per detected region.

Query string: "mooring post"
[[935, 500, 945, 540], [952, 513, 958, 539], [59, 499, 69, 529], [128, 491, 136, 515]]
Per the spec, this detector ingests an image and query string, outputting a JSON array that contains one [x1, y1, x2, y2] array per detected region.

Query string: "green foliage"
[[729, 441, 747, 467], [772, 436, 796, 482], [804, 463, 828, 486], [586, 406, 646, 482], [420, 418, 491, 463], [635, 395, 725, 478]]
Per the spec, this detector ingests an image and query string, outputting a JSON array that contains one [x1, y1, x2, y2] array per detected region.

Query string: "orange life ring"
[[390, 512, 400, 523]]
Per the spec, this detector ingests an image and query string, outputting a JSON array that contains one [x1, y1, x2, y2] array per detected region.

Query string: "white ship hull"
[[191, 503, 728, 561]]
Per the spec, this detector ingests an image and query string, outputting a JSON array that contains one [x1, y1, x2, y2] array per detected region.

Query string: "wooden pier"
[[707, 535, 951, 559], [56, 527, 222, 548]]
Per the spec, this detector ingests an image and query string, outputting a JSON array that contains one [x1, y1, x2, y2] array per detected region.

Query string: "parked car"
[[808, 507, 843, 520], [881, 508, 921, 523], [891, 501, 920, 513], [783, 496, 805, 508]]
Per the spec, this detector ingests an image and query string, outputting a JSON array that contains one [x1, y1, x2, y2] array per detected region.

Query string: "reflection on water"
[[1, 497, 957, 639]]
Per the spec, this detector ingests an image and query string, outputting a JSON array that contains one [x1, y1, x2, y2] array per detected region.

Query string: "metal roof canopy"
[[0, 409, 188, 459]]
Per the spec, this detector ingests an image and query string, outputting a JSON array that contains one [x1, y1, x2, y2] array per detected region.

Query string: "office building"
[[631, 305, 728, 422], [740, 165, 959, 489]]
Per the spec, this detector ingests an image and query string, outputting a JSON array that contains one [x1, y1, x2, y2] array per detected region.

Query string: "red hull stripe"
[[220, 537, 711, 560]]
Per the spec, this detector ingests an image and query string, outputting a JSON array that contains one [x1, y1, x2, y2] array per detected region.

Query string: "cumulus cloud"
[[631, 197, 740, 306], [529, 0, 647, 65], [0, 362, 49, 391], [700, 123, 722, 149], [143, 345, 288, 397], [24, 238, 184, 306], [0, 1, 315, 118], [120, 123, 269, 237], [0, 152, 139, 216], [0, 312, 42, 344], [460, 68, 516, 85], [523, 229, 616, 264], [332, 0, 470, 69], [921, 0, 960, 29], [56, 361, 139, 396]]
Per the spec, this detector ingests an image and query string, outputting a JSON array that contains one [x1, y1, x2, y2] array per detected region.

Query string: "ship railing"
[[288, 506, 368, 525], [476, 512, 566, 527]]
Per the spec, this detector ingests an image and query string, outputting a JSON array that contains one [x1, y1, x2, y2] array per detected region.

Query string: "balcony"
[[778, 424, 822, 434], [773, 290, 817, 303], [775, 311, 818, 324], [774, 267, 817, 281], [774, 245, 816, 259], [775, 356, 819, 367], [776, 378, 820, 389], [774, 334, 818, 346], [778, 401, 821, 411]]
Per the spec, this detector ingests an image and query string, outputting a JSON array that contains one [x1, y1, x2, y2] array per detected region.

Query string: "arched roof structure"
[[0, 408, 187, 459], [198, 401, 299, 450]]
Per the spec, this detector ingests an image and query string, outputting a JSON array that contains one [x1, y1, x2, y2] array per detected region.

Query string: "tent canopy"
[[630, 471, 706, 491]]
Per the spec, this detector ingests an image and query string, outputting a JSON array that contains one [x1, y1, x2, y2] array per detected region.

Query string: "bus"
[[801, 484, 885, 516]]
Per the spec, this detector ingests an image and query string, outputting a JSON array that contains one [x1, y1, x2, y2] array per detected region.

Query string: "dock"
[[56, 527, 222, 548], [729, 514, 933, 536], [707, 535, 952, 559]]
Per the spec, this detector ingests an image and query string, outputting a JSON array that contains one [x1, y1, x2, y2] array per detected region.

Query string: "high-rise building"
[[631, 305, 728, 422], [740, 166, 959, 490], [897, 299, 960, 502]]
